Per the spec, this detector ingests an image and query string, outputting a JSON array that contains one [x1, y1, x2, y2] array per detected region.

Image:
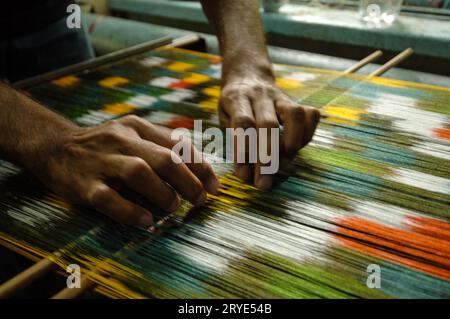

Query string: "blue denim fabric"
[[0, 17, 94, 82]]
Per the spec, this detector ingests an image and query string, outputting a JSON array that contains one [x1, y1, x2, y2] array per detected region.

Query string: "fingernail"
[[168, 196, 181, 212], [137, 213, 153, 230], [205, 178, 220, 195], [194, 191, 207, 206], [256, 175, 272, 190]]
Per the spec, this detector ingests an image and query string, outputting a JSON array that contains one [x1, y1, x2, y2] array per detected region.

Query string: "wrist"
[[21, 121, 81, 174], [222, 53, 274, 86]]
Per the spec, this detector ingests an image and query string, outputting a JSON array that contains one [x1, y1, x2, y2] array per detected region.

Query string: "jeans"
[[0, 17, 94, 82]]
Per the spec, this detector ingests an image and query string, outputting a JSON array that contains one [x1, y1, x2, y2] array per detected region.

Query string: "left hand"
[[219, 75, 320, 189]]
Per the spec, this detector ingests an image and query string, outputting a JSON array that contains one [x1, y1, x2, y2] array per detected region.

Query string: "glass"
[[359, 0, 404, 27]]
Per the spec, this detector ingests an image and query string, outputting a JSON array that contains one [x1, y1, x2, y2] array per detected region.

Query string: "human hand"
[[30, 115, 219, 230], [219, 74, 320, 189]]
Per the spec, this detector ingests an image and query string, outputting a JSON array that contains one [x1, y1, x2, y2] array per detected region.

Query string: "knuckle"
[[234, 114, 255, 128], [87, 184, 112, 206], [158, 150, 179, 170], [104, 119, 121, 130], [221, 85, 238, 97], [126, 157, 151, 181], [65, 143, 87, 159], [250, 84, 265, 95], [222, 83, 242, 93], [122, 114, 148, 127], [122, 114, 140, 122], [221, 90, 242, 106], [100, 130, 127, 144], [258, 117, 279, 129]]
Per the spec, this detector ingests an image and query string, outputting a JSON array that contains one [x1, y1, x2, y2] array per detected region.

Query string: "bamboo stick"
[[51, 276, 95, 299], [3, 47, 414, 299], [343, 50, 383, 74], [369, 48, 414, 77], [0, 254, 57, 298]]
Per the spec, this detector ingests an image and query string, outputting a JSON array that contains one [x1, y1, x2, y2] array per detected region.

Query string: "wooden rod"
[[5, 46, 411, 299], [51, 276, 95, 299], [0, 34, 203, 299], [166, 34, 201, 48], [0, 257, 56, 298], [13, 37, 173, 89], [369, 48, 414, 77], [343, 50, 383, 74]]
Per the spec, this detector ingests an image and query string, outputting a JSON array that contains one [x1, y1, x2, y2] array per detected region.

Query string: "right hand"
[[30, 115, 219, 230]]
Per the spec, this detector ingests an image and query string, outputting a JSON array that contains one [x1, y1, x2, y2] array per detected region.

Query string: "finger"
[[120, 115, 173, 147], [86, 181, 153, 229], [252, 97, 279, 189], [164, 135, 220, 195], [187, 155, 220, 195], [301, 107, 321, 148], [132, 140, 207, 206], [72, 120, 136, 146], [222, 95, 255, 181], [218, 105, 252, 181], [276, 101, 306, 164], [167, 137, 220, 194], [103, 155, 180, 212], [218, 105, 231, 129], [122, 115, 220, 194]]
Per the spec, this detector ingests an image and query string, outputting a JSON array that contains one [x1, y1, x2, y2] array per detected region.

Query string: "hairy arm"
[[201, 0, 272, 83], [201, 0, 320, 189], [0, 82, 218, 229], [0, 82, 77, 171]]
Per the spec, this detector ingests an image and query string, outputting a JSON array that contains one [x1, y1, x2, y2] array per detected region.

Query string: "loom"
[[0, 35, 449, 299]]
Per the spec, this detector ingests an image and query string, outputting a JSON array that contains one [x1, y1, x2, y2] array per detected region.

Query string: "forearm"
[[200, 0, 273, 83], [0, 81, 77, 171], [0, 83, 219, 228]]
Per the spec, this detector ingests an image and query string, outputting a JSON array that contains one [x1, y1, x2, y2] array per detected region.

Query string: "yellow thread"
[[276, 78, 302, 89], [0, 233, 47, 262], [183, 73, 211, 85], [167, 61, 195, 72], [202, 86, 221, 98], [165, 47, 450, 93], [323, 105, 368, 125], [102, 103, 136, 115], [44, 195, 72, 211], [368, 76, 450, 92], [99, 76, 130, 88], [199, 99, 218, 112], [51, 76, 79, 88]]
